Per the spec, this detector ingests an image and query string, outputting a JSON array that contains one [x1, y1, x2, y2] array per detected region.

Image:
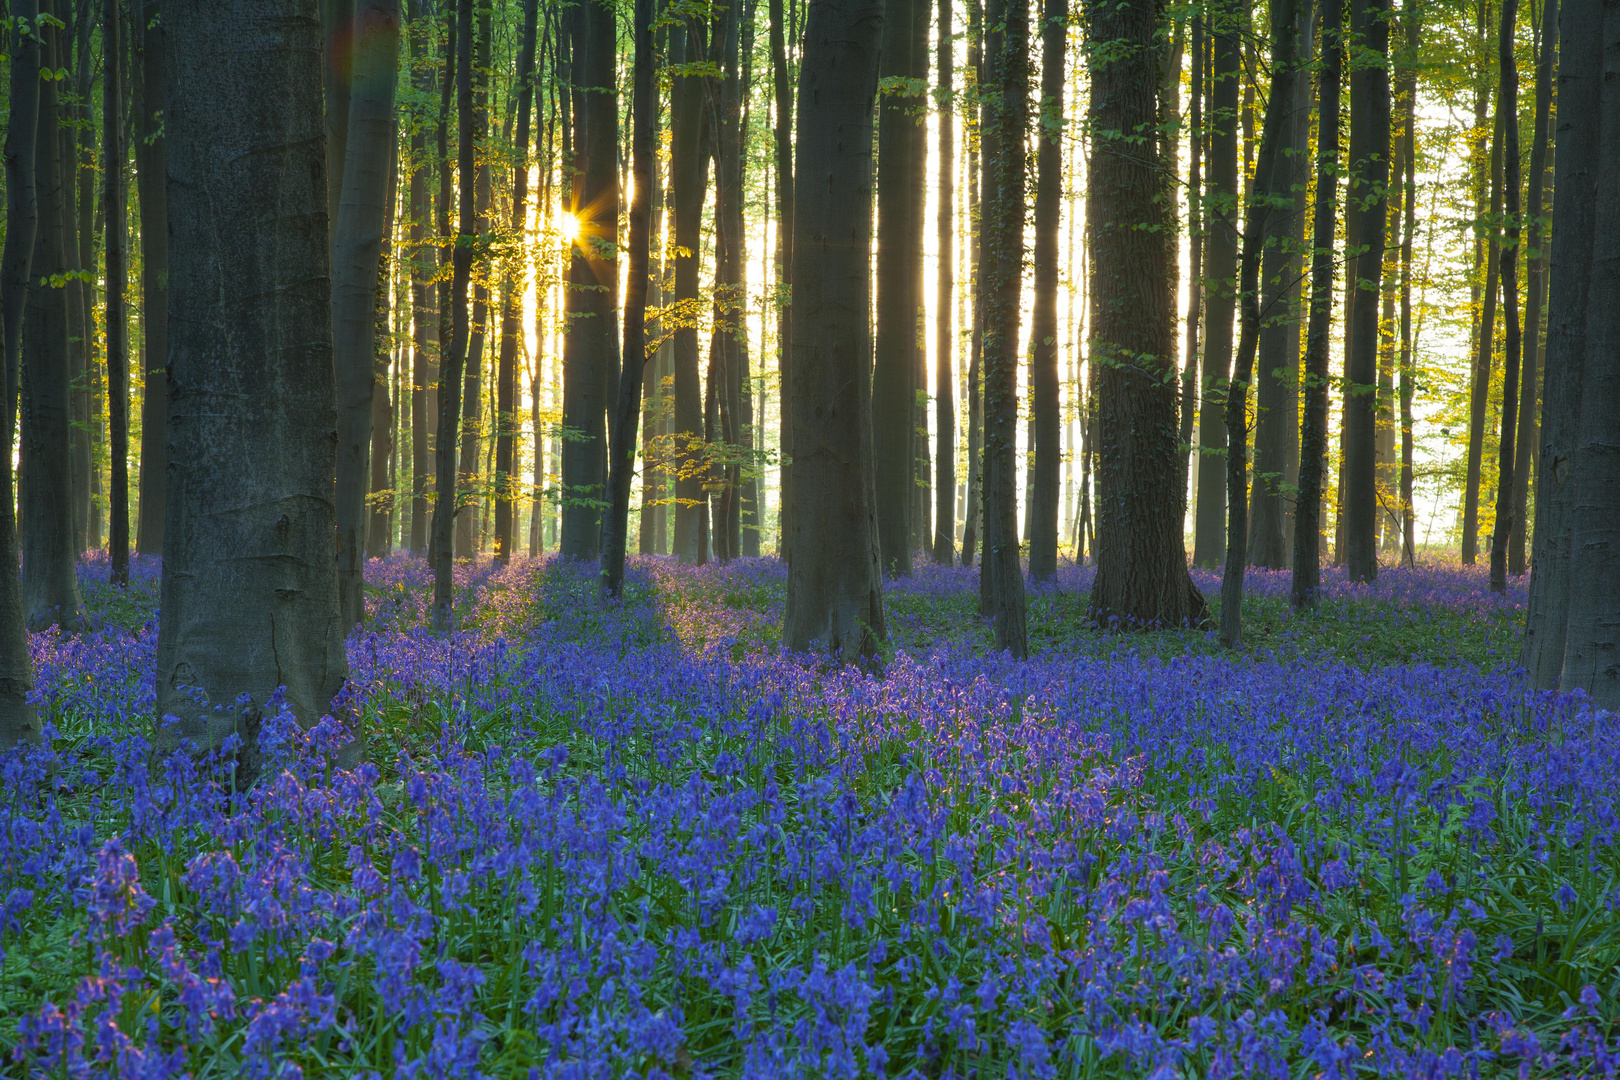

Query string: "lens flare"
[[556, 211, 581, 245]]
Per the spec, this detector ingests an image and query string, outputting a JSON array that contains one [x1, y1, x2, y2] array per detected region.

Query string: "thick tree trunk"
[[432, 0, 475, 629], [933, 0, 957, 566], [1292, 0, 1342, 610], [0, 0, 41, 746], [873, 0, 916, 577], [1523, 0, 1596, 684], [770, 0, 795, 560], [1342, 0, 1389, 584], [496, 0, 541, 564], [1510, 0, 1556, 577], [105, 0, 130, 586], [601, 0, 654, 597], [1248, 0, 1312, 569], [159, 0, 352, 779], [1219, 0, 1300, 647], [1086, 0, 1205, 628], [333, 0, 401, 627], [1555, 0, 1620, 703], [1193, 3, 1239, 568], [1488, 0, 1522, 592], [134, 0, 168, 557], [782, 0, 887, 662], [1027, 0, 1065, 582], [1463, 91, 1502, 565], [21, 1, 86, 634], [670, 23, 710, 564]]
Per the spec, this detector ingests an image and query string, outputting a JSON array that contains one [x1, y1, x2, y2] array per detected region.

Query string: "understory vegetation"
[[1, 555, 1614, 1078]]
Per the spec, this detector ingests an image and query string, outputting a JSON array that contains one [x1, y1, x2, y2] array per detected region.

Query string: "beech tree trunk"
[[959, 0, 984, 568], [105, 0, 130, 586], [1555, 0, 1620, 705], [21, 0, 86, 634], [1463, 88, 1502, 565], [1292, 0, 1342, 610], [873, 0, 916, 577], [1509, 0, 1556, 577], [1086, 0, 1205, 628], [456, 3, 492, 558], [408, 1, 437, 556], [1342, 0, 1389, 584], [333, 0, 402, 627], [1219, 0, 1300, 647], [0, 0, 41, 746], [1487, 0, 1522, 593], [781, 0, 887, 662], [770, 0, 795, 560], [1397, 0, 1421, 566], [670, 22, 710, 564], [1179, 14, 1204, 501], [158, 0, 352, 780], [133, 0, 167, 556], [933, 0, 956, 566], [1193, 4, 1239, 569], [1027, 0, 1065, 582]]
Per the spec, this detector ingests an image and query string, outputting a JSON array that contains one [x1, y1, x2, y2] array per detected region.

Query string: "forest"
[[0, 0, 1617, 1074]]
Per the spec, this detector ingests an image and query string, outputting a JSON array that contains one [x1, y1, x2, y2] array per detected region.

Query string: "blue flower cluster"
[[0, 555, 1614, 1078]]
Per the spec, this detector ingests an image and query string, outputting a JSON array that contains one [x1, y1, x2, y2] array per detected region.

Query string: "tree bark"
[[771, 0, 795, 560], [158, 0, 352, 779], [1488, 0, 1522, 592], [0, 0, 41, 746], [432, 0, 475, 629], [601, 0, 654, 597], [368, 158, 397, 557], [1397, 0, 1420, 566], [1248, 0, 1312, 569], [1342, 0, 1389, 584], [407, 2, 437, 556], [910, 0, 932, 557], [1555, 0, 1620, 704], [333, 0, 402, 627], [21, 0, 86, 634], [1463, 66, 1502, 566], [133, 0, 168, 556], [455, 1, 492, 558], [1510, 0, 1556, 577], [873, 0, 916, 577], [782, 0, 887, 662], [933, 0, 957, 565], [1292, 0, 1341, 610], [105, 0, 130, 586], [960, 0, 984, 568], [1219, 0, 1300, 647], [1193, 2, 1239, 568], [1179, 14, 1204, 504], [670, 22, 710, 564], [68, 8, 93, 558], [1086, 0, 1205, 628], [1027, 0, 1066, 582]]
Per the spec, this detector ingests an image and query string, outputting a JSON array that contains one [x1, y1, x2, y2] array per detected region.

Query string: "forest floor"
[[2, 551, 1615, 1078]]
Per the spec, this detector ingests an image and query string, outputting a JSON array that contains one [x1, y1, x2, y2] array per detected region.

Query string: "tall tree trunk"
[[1219, 0, 1300, 646], [602, 0, 654, 596], [21, 0, 86, 633], [1086, 0, 1204, 627], [959, 0, 984, 567], [1510, 0, 1556, 577], [1193, 2, 1239, 568], [105, 0, 130, 586], [159, 0, 353, 779], [1557, 0, 1620, 704], [1179, 14, 1204, 503], [1342, 0, 1389, 583], [982, 0, 1030, 653], [496, 0, 541, 564], [770, 0, 795, 560], [0, 0, 41, 746], [432, 0, 475, 629], [782, 0, 887, 662], [324, 0, 354, 237], [333, 0, 402, 628], [1522, 0, 1594, 684], [368, 158, 397, 557], [1248, 0, 1312, 569], [1027, 0, 1065, 581], [1488, 0, 1522, 592], [910, 0, 932, 557], [670, 22, 710, 564], [1292, 0, 1342, 610], [1462, 41, 1501, 566], [874, 0, 916, 576], [1397, 0, 1420, 566], [708, 0, 746, 563], [69, 8, 93, 558], [456, 1, 492, 557], [933, 0, 957, 565], [408, 1, 437, 556], [133, 0, 168, 557]]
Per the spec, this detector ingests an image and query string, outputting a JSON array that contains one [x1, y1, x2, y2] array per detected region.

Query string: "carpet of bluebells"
[[2, 549, 1616, 1079]]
